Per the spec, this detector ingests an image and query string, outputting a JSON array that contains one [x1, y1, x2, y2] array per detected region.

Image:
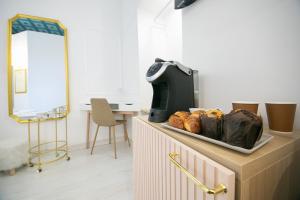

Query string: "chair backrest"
[[90, 98, 116, 126]]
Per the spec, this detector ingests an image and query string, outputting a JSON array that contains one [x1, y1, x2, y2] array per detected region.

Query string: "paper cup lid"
[[232, 101, 259, 104]]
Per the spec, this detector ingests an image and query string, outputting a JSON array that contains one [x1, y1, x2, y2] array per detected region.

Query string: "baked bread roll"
[[200, 109, 224, 140], [184, 116, 201, 134], [168, 114, 184, 129], [174, 111, 190, 121], [222, 109, 263, 149]]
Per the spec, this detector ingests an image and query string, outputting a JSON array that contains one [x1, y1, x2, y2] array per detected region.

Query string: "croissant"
[[184, 116, 201, 134], [168, 114, 184, 129], [174, 111, 190, 121], [192, 110, 206, 114], [191, 110, 206, 120]]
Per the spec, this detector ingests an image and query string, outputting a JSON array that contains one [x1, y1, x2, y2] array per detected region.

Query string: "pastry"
[[192, 110, 206, 114], [191, 110, 206, 120], [168, 114, 184, 129], [205, 109, 224, 119], [184, 116, 201, 134], [190, 113, 201, 120], [200, 109, 223, 140], [174, 111, 190, 121], [222, 109, 263, 149]]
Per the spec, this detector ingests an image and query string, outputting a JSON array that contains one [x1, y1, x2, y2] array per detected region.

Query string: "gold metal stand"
[[27, 115, 70, 173]]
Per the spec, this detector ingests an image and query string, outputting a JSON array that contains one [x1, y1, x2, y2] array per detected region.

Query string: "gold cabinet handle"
[[169, 153, 227, 195]]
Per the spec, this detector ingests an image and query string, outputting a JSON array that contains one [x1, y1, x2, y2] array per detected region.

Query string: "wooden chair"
[[90, 98, 130, 159]]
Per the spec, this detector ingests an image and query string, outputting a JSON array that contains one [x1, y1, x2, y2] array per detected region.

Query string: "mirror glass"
[[8, 14, 69, 122]]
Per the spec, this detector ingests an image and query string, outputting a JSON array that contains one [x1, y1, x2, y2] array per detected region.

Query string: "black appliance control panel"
[[146, 62, 163, 77]]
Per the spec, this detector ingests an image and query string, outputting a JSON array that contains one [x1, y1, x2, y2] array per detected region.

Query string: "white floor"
[[0, 142, 133, 200]]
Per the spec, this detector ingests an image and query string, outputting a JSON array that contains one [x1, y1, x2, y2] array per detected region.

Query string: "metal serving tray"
[[161, 123, 273, 154]]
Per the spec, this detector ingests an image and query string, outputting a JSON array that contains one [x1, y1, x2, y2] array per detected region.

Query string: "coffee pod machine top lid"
[[146, 58, 197, 122]]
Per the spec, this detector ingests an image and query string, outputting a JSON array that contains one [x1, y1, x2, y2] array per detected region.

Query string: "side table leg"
[[27, 121, 33, 167], [37, 120, 42, 172], [65, 116, 70, 161]]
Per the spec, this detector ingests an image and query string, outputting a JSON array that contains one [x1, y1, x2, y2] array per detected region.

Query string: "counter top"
[[137, 115, 300, 180]]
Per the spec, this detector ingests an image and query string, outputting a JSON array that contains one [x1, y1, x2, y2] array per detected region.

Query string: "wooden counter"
[[137, 116, 300, 200]]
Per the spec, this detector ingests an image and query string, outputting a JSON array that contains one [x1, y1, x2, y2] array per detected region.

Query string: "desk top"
[[80, 103, 140, 112]]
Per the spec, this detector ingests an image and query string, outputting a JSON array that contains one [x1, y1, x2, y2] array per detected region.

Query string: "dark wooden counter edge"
[[135, 116, 300, 181]]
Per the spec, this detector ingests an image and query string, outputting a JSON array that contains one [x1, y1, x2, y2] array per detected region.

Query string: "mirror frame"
[[7, 14, 70, 123]]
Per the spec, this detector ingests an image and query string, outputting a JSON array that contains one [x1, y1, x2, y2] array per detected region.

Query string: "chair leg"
[[112, 126, 117, 159], [91, 125, 100, 155], [109, 126, 111, 144], [123, 122, 131, 147], [123, 115, 127, 141]]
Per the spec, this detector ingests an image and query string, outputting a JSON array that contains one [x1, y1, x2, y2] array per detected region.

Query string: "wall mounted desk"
[[80, 103, 139, 149]]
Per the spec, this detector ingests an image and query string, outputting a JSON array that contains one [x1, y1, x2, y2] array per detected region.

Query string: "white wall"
[[82, 0, 139, 104], [182, 0, 300, 128], [163, 6, 182, 63], [0, 0, 139, 144], [120, 0, 140, 101], [137, 4, 182, 109]]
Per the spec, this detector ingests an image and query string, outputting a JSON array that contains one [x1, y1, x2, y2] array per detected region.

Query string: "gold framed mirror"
[[7, 14, 70, 123]]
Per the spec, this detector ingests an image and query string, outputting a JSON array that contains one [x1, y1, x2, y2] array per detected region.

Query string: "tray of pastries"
[[162, 109, 273, 154]]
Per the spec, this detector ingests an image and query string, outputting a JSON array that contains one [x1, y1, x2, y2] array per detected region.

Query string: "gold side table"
[[27, 114, 70, 173]]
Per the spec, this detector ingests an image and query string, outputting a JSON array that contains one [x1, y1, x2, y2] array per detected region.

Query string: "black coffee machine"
[[146, 58, 198, 122]]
